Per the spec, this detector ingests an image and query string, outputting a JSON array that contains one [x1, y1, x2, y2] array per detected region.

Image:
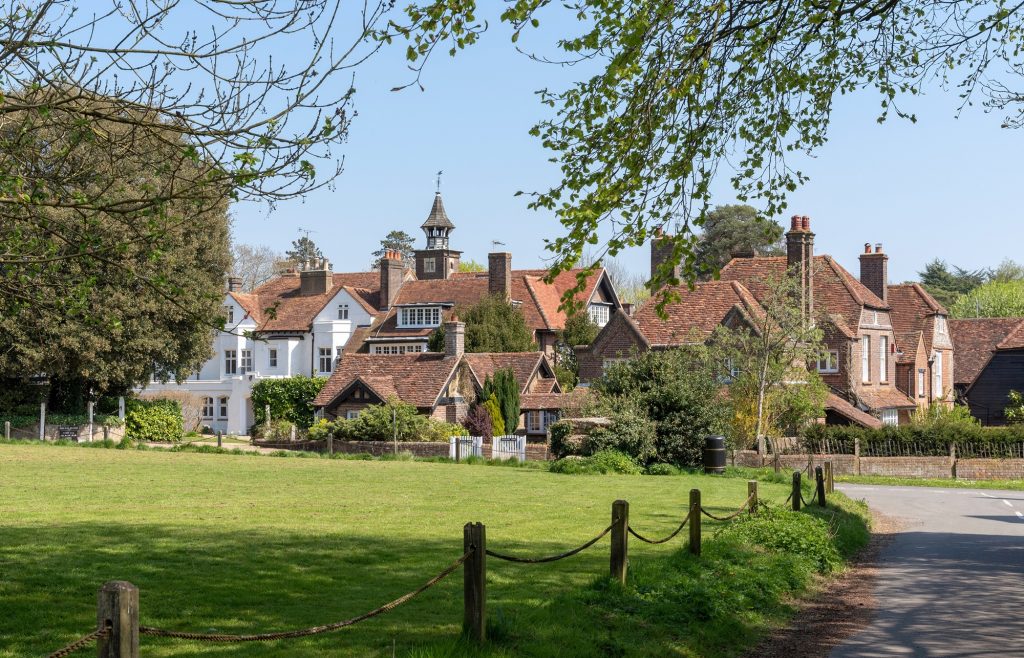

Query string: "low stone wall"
[[733, 449, 1024, 480], [5, 423, 125, 442], [253, 439, 553, 461]]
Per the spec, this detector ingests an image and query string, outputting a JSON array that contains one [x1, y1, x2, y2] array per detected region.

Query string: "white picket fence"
[[448, 435, 527, 462]]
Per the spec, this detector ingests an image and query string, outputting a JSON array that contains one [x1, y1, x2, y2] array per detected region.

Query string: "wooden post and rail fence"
[[47, 475, 836, 657]]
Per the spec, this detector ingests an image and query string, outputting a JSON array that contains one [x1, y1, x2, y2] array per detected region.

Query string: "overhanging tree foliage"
[[695, 205, 785, 279], [428, 295, 537, 353], [388, 1, 1024, 311], [371, 230, 417, 269]]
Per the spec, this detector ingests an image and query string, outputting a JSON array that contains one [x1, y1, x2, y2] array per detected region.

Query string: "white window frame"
[[935, 315, 948, 337], [338, 304, 349, 320], [917, 369, 926, 398], [241, 349, 253, 374], [934, 351, 943, 397], [202, 397, 214, 420], [268, 348, 278, 368], [398, 306, 441, 328], [346, 409, 361, 420], [226, 306, 234, 325], [224, 349, 237, 375], [880, 409, 898, 426], [318, 347, 333, 374], [588, 303, 611, 327], [603, 357, 629, 373], [879, 336, 888, 383], [861, 336, 871, 383], [218, 397, 229, 419], [817, 350, 839, 374], [527, 410, 543, 433], [423, 257, 436, 273]]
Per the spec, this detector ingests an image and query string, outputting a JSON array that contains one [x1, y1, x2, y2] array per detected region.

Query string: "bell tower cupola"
[[414, 191, 462, 280]]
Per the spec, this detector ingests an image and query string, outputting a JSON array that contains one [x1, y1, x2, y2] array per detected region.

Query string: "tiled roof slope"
[[241, 272, 385, 332], [462, 353, 553, 394], [825, 393, 884, 429], [857, 387, 917, 410], [888, 283, 946, 358], [314, 353, 461, 409], [632, 280, 765, 346], [719, 255, 887, 331], [950, 318, 1024, 385]]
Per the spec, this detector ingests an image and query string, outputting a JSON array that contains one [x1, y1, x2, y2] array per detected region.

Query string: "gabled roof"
[[888, 283, 947, 357], [243, 272, 385, 332], [314, 353, 462, 409], [462, 352, 557, 394], [421, 192, 455, 229], [521, 388, 590, 411], [825, 393, 884, 429], [949, 317, 1024, 386], [895, 331, 924, 365], [856, 387, 917, 410], [630, 280, 765, 346]]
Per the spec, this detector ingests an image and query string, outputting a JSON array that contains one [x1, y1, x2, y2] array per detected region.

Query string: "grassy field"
[[0, 443, 862, 657]]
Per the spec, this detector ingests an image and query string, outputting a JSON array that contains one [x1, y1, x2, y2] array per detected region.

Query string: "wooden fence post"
[[815, 466, 827, 507], [217, 431, 223, 448], [773, 452, 781, 474], [39, 401, 46, 441], [792, 471, 801, 512], [463, 522, 486, 643], [689, 489, 701, 557], [4, 421, 9, 441], [747, 480, 758, 514], [327, 434, 334, 456], [824, 461, 834, 493], [97, 580, 139, 658], [950, 442, 957, 479], [854, 437, 861, 475], [610, 500, 629, 584]]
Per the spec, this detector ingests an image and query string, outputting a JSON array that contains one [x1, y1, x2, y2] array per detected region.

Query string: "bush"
[[138, 390, 204, 432], [335, 398, 459, 443], [251, 377, 326, 429], [583, 406, 658, 463], [646, 463, 681, 476], [307, 418, 334, 441], [124, 399, 183, 443], [550, 449, 642, 475], [462, 403, 495, 440], [480, 397, 505, 436], [721, 505, 841, 573], [548, 419, 574, 457]]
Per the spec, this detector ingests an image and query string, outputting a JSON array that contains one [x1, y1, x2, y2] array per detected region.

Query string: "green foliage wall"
[[492, 368, 521, 434], [251, 377, 326, 430], [124, 399, 183, 443], [950, 280, 1024, 318]]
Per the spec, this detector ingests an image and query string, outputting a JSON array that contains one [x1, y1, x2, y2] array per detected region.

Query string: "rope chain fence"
[[800, 488, 819, 507], [137, 549, 472, 643], [628, 506, 692, 544], [47, 623, 110, 658], [699, 492, 757, 522], [485, 522, 615, 564]]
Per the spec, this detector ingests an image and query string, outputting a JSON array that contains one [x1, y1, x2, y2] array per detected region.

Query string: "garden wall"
[[5, 423, 125, 442], [253, 439, 552, 461], [732, 450, 1024, 480]]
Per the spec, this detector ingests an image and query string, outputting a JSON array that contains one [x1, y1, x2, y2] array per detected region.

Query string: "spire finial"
[[435, 170, 443, 193]]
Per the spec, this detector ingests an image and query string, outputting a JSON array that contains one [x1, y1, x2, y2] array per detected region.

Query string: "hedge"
[[802, 423, 1024, 458], [0, 413, 122, 429], [125, 399, 183, 443], [250, 377, 326, 430]]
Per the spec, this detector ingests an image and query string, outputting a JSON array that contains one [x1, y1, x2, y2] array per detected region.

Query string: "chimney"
[[650, 229, 681, 285], [299, 258, 332, 296], [488, 252, 512, 299], [786, 214, 815, 324], [444, 316, 465, 358], [227, 276, 243, 292], [621, 303, 634, 317], [379, 249, 405, 311], [730, 247, 759, 259], [859, 242, 889, 303]]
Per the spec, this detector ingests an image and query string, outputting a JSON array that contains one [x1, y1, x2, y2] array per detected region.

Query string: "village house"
[[313, 319, 568, 438], [950, 317, 1024, 425], [577, 216, 948, 428], [141, 191, 615, 434]]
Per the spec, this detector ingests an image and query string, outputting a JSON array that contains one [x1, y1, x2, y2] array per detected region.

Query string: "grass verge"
[[835, 474, 1024, 491], [1, 443, 868, 657]]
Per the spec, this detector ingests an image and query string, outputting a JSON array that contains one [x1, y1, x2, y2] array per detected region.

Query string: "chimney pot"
[[875, 243, 883, 254], [791, 215, 802, 231], [864, 243, 872, 254], [801, 216, 810, 231]]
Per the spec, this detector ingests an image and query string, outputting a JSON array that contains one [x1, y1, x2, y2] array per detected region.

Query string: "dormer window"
[[588, 303, 611, 327], [399, 306, 442, 328], [935, 315, 948, 337]]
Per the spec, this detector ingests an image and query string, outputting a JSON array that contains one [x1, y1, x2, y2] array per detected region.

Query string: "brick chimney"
[[488, 252, 512, 299], [379, 249, 405, 311], [859, 242, 889, 303], [786, 215, 815, 324], [444, 316, 465, 358], [650, 229, 681, 286], [226, 276, 243, 292], [299, 257, 332, 296]]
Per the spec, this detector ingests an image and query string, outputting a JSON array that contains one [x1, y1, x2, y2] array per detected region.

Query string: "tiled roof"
[[895, 331, 923, 364], [246, 272, 385, 332], [825, 393, 883, 429], [421, 192, 455, 229], [949, 318, 1024, 385], [856, 387, 917, 410], [631, 280, 764, 346], [314, 353, 461, 409], [521, 388, 590, 411], [888, 284, 946, 357], [462, 353, 552, 394], [997, 322, 1024, 350]]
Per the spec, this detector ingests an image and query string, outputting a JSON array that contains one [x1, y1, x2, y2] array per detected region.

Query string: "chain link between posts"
[[47, 623, 110, 658]]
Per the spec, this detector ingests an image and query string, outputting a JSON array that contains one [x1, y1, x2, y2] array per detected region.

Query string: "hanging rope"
[[47, 624, 110, 658], [485, 522, 615, 564], [628, 506, 693, 545]]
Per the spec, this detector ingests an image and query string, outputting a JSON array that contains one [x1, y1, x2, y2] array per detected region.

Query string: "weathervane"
[[435, 170, 443, 193], [492, 240, 506, 251]]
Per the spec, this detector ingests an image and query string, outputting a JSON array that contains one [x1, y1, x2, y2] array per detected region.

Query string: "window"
[[879, 336, 888, 382], [224, 349, 237, 375], [346, 410, 361, 420], [218, 397, 229, 419], [817, 350, 839, 374], [423, 257, 436, 273], [880, 409, 899, 426], [917, 369, 926, 398], [935, 315, 948, 337], [226, 306, 234, 324], [202, 397, 214, 419], [603, 357, 629, 373], [527, 410, 543, 433], [934, 351, 943, 397], [269, 349, 278, 368], [338, 304, 349, 320], [588, 304, 610, 326], [398, 306, 441, 328], [861, 336, 870, 383], [241, 349, 253, 374], [545, 411, 560, 427], [318, 347, 333, 373], [372, 344, 425, 355]]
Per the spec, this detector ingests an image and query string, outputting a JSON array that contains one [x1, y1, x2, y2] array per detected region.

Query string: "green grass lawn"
[[835, 474, 1024, 491], [0, 444, 858, 657]]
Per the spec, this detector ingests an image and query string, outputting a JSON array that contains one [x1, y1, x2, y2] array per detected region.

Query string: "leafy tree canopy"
[[371, 230, 417, 269], [695, 205, 784, 279], [459, 259, 486, 273], [950, 280, 1024, 318], [386, 1, 1024, 312], [285, 237, 324, 265], [428, 295, 536, 353], [918, 259, 988, 309]]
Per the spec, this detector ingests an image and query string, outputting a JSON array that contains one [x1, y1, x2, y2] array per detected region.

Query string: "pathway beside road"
[[830, 484, 1024, 657]]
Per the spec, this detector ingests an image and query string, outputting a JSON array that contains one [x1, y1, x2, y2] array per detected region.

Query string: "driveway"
[[830, 484, 1024, 657]]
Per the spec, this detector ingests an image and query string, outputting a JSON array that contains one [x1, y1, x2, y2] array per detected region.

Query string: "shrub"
[[491, 368, 521, 435], [124, 399, 183, 443], [721, 505, 841, 573], [421, 421, 468, 443], [1007, 391, 1024, 425], [251, 377, 326, 429], [138, 390, 204, 432], [802, 415, 1024, 457], [338, 398, 430, 442], [307, 419, 334, 441], [550, 449, 642, 475], [646, 463, 681, 476], [481, 397, 505, 436], [462, 403, 495, 440], [583, 406, 658, 464], [548, 419, 574, 457]]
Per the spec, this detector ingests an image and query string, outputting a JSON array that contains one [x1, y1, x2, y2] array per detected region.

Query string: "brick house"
[[950, 318, 1024, 424], [314, 319, 566, 438], [578, 216, 924, 426], [887, 282, 955, 408]]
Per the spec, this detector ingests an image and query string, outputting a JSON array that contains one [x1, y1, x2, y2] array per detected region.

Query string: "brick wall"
[[733, 449, 1024, 480], [955, 459, 1024, 480], [254, 438, 554, 461]]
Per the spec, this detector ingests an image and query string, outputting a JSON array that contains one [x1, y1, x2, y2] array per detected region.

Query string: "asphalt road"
[[830, 484, 1024, 658]]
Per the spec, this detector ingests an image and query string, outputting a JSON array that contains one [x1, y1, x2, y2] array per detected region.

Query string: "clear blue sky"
[[232, 11, 1022, 285]]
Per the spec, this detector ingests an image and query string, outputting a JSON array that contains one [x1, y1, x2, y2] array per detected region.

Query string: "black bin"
[[703, 435, 727, 474]]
